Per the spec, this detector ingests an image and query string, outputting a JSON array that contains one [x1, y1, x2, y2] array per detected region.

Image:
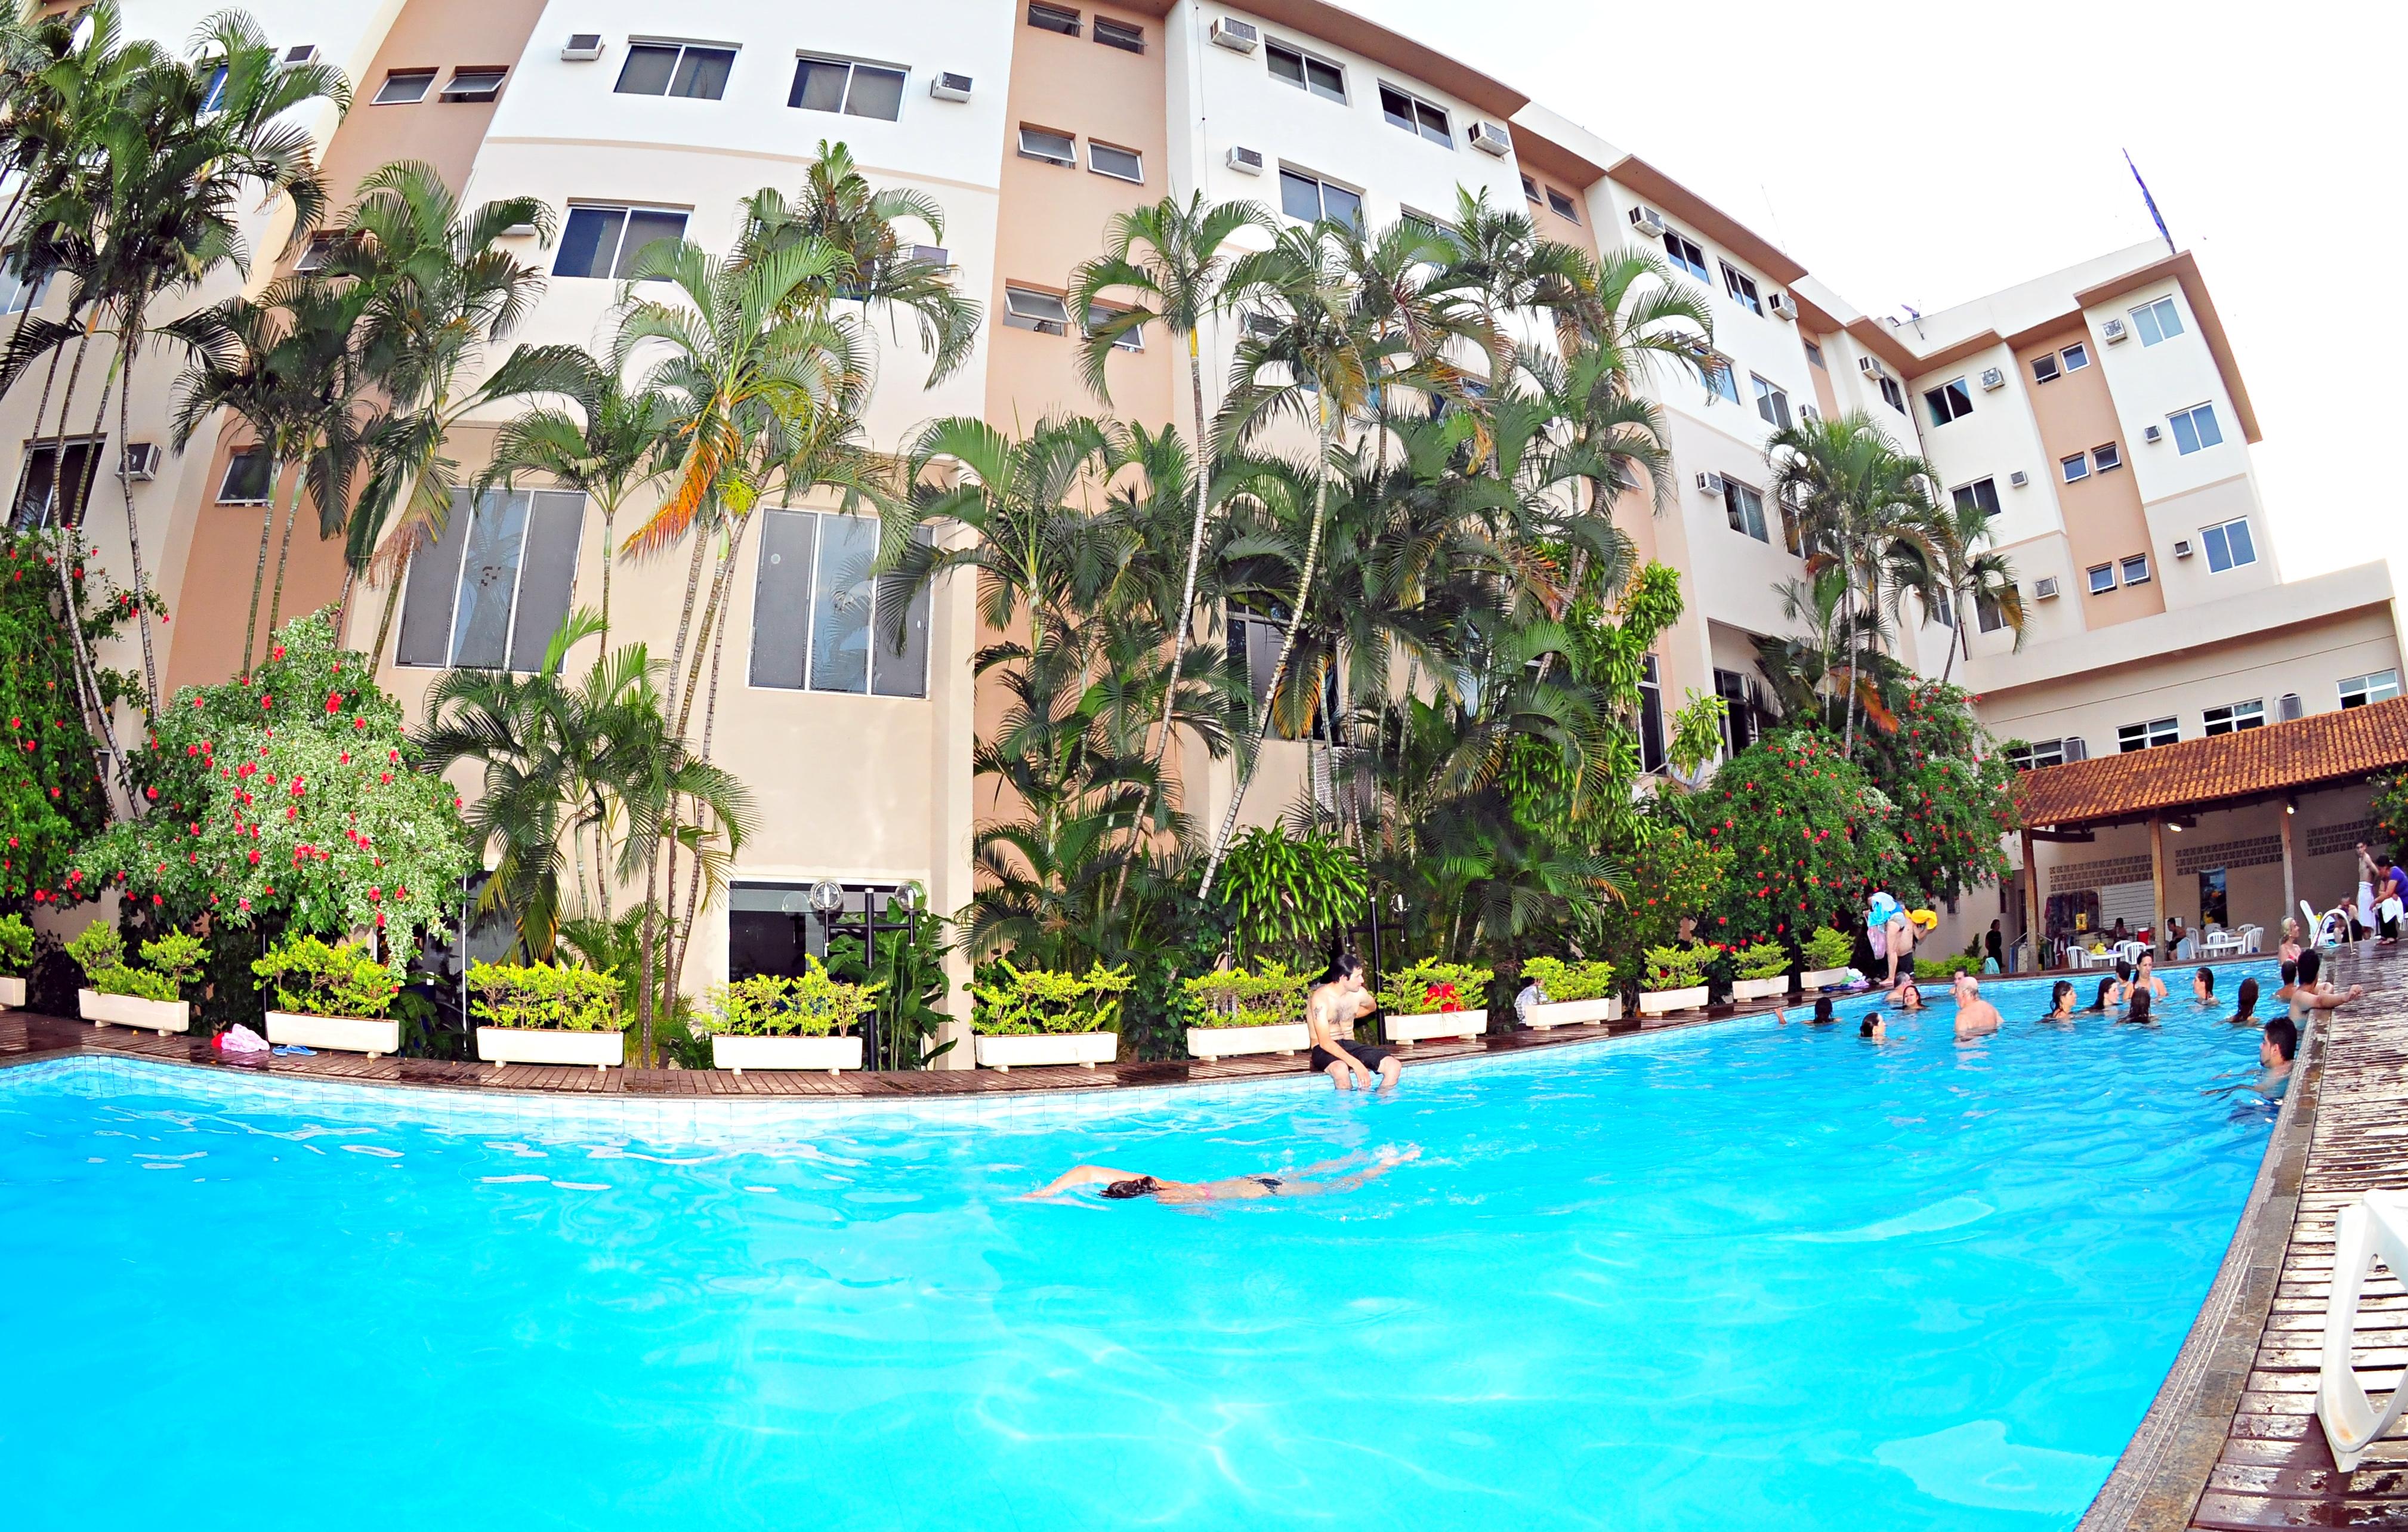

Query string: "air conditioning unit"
[[2142, 424, 2163, 444], [1467, 121, 1512, 157], [2279, 693, 2304, 722], [2032, 575, 2060, 600], [1767, 293, 1796, 322], [929, 72, 972, 101], [1627, 206, 1665, 239], [1798, 404, 1817, 424], [2008, 470, 2029, 488], [560, 34, 605, 61], [499, 222, 539, 238], [2102, 317, 2128, 343], [2172, 538, 2194, 559], [1225, 144, 1264, 176], [907, 244, 951, 270], [1694, 471, 1725, 497], [1857, 355, 1884, 378], [280, 43, 319, 67], [1979, 366, 2005, 390], [122, 442, 159, 481], [1210, 17, 1260, 52], [2062, 737, 2088, 762]]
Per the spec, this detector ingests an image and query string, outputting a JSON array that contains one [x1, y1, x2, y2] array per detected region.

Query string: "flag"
[[2123, 149, 2175, 255]]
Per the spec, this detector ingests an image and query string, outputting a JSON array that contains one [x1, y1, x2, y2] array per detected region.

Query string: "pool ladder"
[[2320, 1188, 2408, 1470]]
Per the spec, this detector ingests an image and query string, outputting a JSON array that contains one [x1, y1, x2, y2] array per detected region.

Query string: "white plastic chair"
[[2115, 940, 2147, 967], [2240, 925, 2264, 955], [2321, 1190, 2408, 1470]]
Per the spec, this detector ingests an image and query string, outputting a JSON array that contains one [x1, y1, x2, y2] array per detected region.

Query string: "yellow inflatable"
[[1908, 909, 1938, 931]]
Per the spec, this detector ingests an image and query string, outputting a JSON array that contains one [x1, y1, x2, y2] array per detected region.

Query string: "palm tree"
[[1906, 495, 2026, 681]]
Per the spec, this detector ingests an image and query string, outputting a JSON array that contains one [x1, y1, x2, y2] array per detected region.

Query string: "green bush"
[[68, 921, 196, 1003], [1731, 941, 1792, 982], [1801, 925, 1855, 972], [970, 960, 1133, 1036], [467, 961, 626, 1031], [0, 913, 32, 977], [64, 921, 124, 977], [1520, 956, 1614, 1004], [699, 959, 880, 1037], [251, 934, 402, 1020], [1913, 953, 1980, 982], [1378, 959, 1494, 1017], [138, 932, 205, 987], [1181, 962, 1312, 1028], [1643, 944, 1707, 990]]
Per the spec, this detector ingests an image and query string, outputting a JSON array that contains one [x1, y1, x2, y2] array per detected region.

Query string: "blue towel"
[[271, 1045, 317, 1057]]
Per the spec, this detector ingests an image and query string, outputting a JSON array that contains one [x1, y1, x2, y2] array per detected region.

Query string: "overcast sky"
[[1367, 0, 2398, 586]]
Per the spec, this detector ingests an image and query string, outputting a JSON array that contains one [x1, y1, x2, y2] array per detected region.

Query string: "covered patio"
[[2011, 697, 2408, 968]]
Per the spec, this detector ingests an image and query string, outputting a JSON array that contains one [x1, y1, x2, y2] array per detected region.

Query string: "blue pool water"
[[0, 968, 2286, 1531]]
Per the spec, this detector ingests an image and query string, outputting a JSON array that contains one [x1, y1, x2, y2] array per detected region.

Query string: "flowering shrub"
[[1584, 825, 1731, 981], [1377, 960, 1494, 1017], [75, 613, 471, 962], [1181, 962, 1312, 1028], [1730, 941, 1792, 981], [67, 921, 200, 1003], [971, 960, 1133, 1035], [0, 530, 140, 909], [0, 913, 30, 977], [1801, 925, 1856, 972], [1642, 944, 1707, 991], [468, 962, 625, 1031], [1702, 731, 1909, 943], [1856, 683, 2018, 902], [252, 934, 402, 1019], [1519, 956, 1614, 1004], [699, 959, 879, 1037]]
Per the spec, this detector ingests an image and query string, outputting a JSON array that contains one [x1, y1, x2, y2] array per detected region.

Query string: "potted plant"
[[970, 960, 1132, 1070], [254, 934, 403, 1057], [469, 960, 627, 1071], [69, 922, 202, 1036], [1799, 925, 1856, 991], [1728, 940, 1793, 1003], [0, 913, 31, 1009], [1379, 960, 1494, 1045], [1183, 962, 1313, 1061], [701, 959, 879, 1076], [1518, 956, 1620, 1030], [1638, 944, 1710, 1017]]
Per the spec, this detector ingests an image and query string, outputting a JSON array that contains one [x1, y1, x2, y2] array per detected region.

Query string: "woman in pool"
[[1776, 997, 1838, 1026], [2086, 976, 2120, 1013], [2040, 981, 2077, 1023], [2194, 966, 2215, 1003], [1859, 1014, 1887, 1040], [2279, 918, 2303, 965], [2227, 977, 2261, 1027], [1891, 977, 1924, 1011], [1029, 1148, 1419, 1203], [2117, 990, 2157, 1026]]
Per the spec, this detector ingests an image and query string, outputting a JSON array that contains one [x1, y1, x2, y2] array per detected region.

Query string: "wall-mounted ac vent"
[[1694, 471, 1725, 497], [122, 442, 160, 481], [2172, 539, 2194, 559], [2032, 575, 2059, 599], [2279, 693, 2304, 722], [1467, 121, 1512, 156], [2102, 317, 2128, 343], [1857, 355, 1884, 378], [2142, 424, 2163, 443], [280, 44, 319, 67], [1627, 206, 1665, 238], [1979, 366, 2005, 390], [2062, 737, 2088, 762], [499, 222, 539, 239], [930, 72, 973, 101], [1225, 144, 1264, 175], [1210, 17, 1259, 52], [1767, 293, 1796, 321], [560, 34, 604, 60], [2008, 470, 2029, 488]]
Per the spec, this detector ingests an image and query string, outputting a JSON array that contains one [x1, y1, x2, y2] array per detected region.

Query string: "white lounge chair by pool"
[[2320, 1188, 2408, 1471]]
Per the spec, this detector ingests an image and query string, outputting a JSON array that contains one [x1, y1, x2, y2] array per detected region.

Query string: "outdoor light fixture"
[[807, 879, 845, 914], [2286, 797, 2299, 815]]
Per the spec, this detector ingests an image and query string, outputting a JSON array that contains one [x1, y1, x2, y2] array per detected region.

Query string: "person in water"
[[2206, 1018, 2298, 1102], [2227, 977, 2261, 1027], [2088, 976, 2120, 1013], [1953, 974, 2003, 1040], [2193, 966, 2215, 1003], [1891, 977, 1924, 1011], [2118, 990, 2157, 1026], [2279, 918, 2304, 965], [1030, 1147, 1421, 1204], [2132, 952, 2169, 1000], [2289, 949, 2366, 1023], [2041, 981, 2077, 1022], [1305, 954, 1399, 1091], [1776, 997, 1838, 1026], [2275, 959, 2299, 1003], [1859, 1013, 1887, 1040]]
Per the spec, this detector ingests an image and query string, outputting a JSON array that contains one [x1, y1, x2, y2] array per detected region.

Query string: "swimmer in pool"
[[2227, 977, 2261, 1027], [1777, 997, 1838, 1026], [1891, 977, 1924, 1011], [2086, 976, 2119, 1013], [2132, 952, 2168, 1000], [1859, 1014, 1887, 1040], [2117, 990, 2157, 1026], [2193, 966, 2215, 1003], [1953, 974, 2003, 1040], [2288, 949, 2366, 1023], [1028, 1147, 1420, 1203], [2205, 1018, 2298, 1102], [2274, 959, 2298, 1003], [2040, 981, 2077, 1023]]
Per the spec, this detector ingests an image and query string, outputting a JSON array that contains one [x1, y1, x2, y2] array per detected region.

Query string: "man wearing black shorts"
[[1306, 954, 1399, 1091]]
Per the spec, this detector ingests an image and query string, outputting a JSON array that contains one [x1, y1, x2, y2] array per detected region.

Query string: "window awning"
[[2016, 697, 2408, 829]]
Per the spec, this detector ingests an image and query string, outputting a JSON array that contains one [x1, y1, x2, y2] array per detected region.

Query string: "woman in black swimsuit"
[[1028, 1148, 1421, 1204]]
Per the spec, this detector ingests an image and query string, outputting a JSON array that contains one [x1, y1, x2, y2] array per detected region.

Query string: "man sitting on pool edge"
[[1306, 954, 1400, 1091], [1953, 974, 2003, 1041]]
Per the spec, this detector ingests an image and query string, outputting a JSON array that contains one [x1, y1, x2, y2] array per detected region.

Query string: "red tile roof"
[[2016, 696, 2408, 827]]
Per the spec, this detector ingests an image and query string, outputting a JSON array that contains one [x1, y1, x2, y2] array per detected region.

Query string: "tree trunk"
[[263, 458, 308, 644], [674, 530, 741, 742], [238, 450, 284, 678], [665, 562, 739, 1012], [368, 549, 409, 666], [597, 506, 615, 653], [23, 335, 126, 786], [660, 530, 710, 730], [106, 322, 160, 713], [1941, 590, 1965, 684], [1141, 332, 1212, 816]]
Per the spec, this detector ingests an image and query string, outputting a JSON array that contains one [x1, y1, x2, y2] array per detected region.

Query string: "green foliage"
[[970, 959, 1133, 1036], [1802, 925, 1856, 972], [823, 897, 956, 1067], [64, 921, 125, 977], [1731, 940, 1792, 981], [97, 967, 181, 1002], [1643, 944, 1708, 990], [137, 931, 205, 985], [1914, 953, 1981, 981], [1519, 955, 1614, 1003], [467, 961, 626, 1032], [1378, 959, 1494, 1017], [699, 959, 880, 1037], [1700, 730, 1909, 943], [0, 914, 30, 976], [1853, 682, 2019, 902], [2371, 771, 2408, 853], [70, 919, 196, 1003], [1583, 824, 1731, 982], [1181, 961, 1311, 1028], [0, 531, 135, 908], [251, 934, 401, 1019], [1212, 827, 1367, 963]]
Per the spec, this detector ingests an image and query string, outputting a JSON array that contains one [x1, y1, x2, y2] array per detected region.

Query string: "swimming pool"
[[0, 966, 2284, 1531]]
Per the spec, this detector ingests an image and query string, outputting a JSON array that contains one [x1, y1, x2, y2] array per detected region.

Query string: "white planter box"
[[79, 988, 191, 1035], [476, 1026, 625, 1071], [1638, 985, 1709, 1017], [266, 1010, 399, 1057], [1730, 975, 1792, 1002], [974, 1031, 1119, 1071], [1523, 996, 1621, 1030], [1384, 1007, 1487, 1045], [711, 1033, 863, 1076], [1800, 966, 1853, 990], [1186, 1022, 1311, 1061], [0, 975, 22, 1008]]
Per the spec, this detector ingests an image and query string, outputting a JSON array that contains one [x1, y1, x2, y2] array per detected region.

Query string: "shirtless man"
[[2288, 949, 2366, 1024], [1953, 973, 2003, 1041], [1305, 953, 1399, 1091]]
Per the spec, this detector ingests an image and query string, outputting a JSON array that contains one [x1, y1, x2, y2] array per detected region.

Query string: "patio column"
[[2150, 816, 2169, 954], [2280, 802, 2298, 925], [2020, 827, 2043, 972]]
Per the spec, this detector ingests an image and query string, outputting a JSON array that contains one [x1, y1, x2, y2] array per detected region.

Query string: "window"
[[1663, 229, 1708, 282], [1951, 478, 2000, 518], [1378, 84, 1450, 146], [440, 67, 508, 102], [2092, 442, 2122, 472], [2030, 351, 2060, 384], [2342, 671, 2403, 709], [1001, 286, 1072, 335], [217, 447, 273, 505], [2200, 517, 2256, 573], [2132, 295, 2184, 346], [1877, 375, 1904, 413], [1085, 303, 1143, 352], [748, 510, 931, 698], [199, 63, 229, 114], [1924, 378, 1973, 427], [2117, 717, 2178, 752], [1723, 479, 1768, 542], [0, 267, 48, 315], [1637, 654, 1666, 772], [1092, 16, 1143, 51], [1715, 668, 1759, 753], [2202, 699, 2265, 736], [2120, 553, 2150, 586], [1721, 262, 1762, 316], [2169, 402, 2222, 455], [1545, 188, 1579, 223], [789, 55, 906, 120], [615, 42, 737, 100], [1087, 140, 1143, 183], [2007, 739, 2067, 770], [2060, 452, 2089, 484], [1975, 591, 2006, 633], [1027, 2, 1079, 35], [1017, 124, 1075, 166], [1751, 375, 1790, 429], [554, 205, 689, 280], [1277, 167, 1360, 226], [1930, 591, 1952, 629], [1803, 339, 1825, 369], [2086, 563, 2116, 595], [1265, 41, 1344, 103], [11, 437, 103, 529], [1519, 174, 1539, 203], [292, 233, 341, 273], [395, 490, 586, 671], [1704, 358, 1740, 406], [2062, 342, 2090, 371], [371, 68, 436, 104]]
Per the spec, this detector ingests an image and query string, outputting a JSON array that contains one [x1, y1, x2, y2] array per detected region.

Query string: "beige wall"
[[2021, 325, 2160, 628]]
